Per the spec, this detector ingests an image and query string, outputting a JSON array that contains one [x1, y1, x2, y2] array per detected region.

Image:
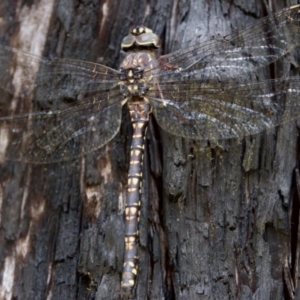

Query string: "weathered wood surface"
[[0, 0, 299, 299]]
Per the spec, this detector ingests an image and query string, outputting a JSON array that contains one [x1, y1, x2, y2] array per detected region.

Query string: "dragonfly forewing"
[[0, 45, 120, 109], [154, 5, 300, 80]]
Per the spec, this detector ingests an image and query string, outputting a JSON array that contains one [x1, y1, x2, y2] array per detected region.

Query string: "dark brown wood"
[[0, 0, 299, 299]]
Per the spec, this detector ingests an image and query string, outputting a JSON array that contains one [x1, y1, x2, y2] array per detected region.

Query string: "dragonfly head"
[[121, 26, 161, 51]]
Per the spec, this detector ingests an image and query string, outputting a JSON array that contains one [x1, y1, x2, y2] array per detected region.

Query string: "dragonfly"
[[0, 4, 300, 297]]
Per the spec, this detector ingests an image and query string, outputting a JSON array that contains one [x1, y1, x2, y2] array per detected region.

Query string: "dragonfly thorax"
[[119, 27, 159, 100], [118, 51, 158, 99], [118, 67, 148, 98]]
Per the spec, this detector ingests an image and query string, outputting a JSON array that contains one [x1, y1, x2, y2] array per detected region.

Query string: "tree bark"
[[0, 0, 299, 299]]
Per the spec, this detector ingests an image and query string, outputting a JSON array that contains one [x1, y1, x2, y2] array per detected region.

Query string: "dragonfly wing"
[[150, 77, 300, 140], [0, 44, 119, 110], [156, 6, 300, 79], [0, 90, 123, 163]]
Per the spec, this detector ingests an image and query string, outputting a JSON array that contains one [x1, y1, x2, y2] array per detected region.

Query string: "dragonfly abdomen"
[[121, 103, 150, 296]]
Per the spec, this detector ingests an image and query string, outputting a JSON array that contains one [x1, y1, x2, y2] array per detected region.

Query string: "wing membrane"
[[150, 77, 300, 139], [0, 45, 119, 110], [152, 5, 300, 81], [0, 90, 123, 163]]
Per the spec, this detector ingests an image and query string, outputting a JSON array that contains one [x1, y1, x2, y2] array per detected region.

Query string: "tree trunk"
[[0, 0, 299, 299]]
